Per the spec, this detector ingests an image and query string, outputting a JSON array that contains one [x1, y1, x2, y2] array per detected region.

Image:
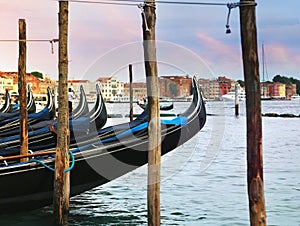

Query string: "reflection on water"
[[1, 101, 299, 225]]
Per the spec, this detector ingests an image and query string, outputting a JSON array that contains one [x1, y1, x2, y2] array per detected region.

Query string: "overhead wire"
[[64, 0, 257, 33], [0, 39, 59, 54], [65, 0, 228, 6], [64, 0, 256, 7], [0, 0, 258, 46]]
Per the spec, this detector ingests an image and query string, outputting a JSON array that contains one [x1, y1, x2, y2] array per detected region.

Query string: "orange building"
[[0, 71, 42, 94], [159, 75, 192, 97], [217, 76, 232, 95], [123, 82, 147, 100]]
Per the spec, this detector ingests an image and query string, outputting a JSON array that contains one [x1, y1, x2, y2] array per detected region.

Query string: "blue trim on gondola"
[[0, 107, 50, 125], [72, 116, 188, 153], [0, 116, 90, 144], [12, 104, 19, 109], [0, 116, 188, 168]]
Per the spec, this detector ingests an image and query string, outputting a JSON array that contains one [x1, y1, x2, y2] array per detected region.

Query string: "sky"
[[0, 0, 299, 83]]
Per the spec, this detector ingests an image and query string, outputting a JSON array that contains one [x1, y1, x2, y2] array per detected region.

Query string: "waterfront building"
[[96, 76, 124, 102], [159, 75, 192, 98], [260, 82, 272, 99], [269, 82, 286, 99], [37, 75, 55, 94], [217, 76, 232, 95], [65, 79, 95, 95], [198, 78, 221, 100], [0, 71, 42, 94], [123, 82, 147, 101], [0, 73, 15, 94], [285, 83, 297, 100]]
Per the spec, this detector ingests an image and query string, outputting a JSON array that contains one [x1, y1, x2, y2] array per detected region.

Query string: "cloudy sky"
[[0, 0, 299, 82]]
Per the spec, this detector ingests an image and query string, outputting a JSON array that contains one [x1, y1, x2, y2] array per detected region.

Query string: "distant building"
[[158, 77, 177, 98], [217, 76, 231, 95], [269, 82, 286, 99], [64, 79, 95, 96], [96, 76, 124, 102], [0, 71, 42, 94], [198, 78, 221, 100], [159, 75, 192, 97], [0, 73, 15, 94], [285, 83, 297, 100], [260, 82, 272, 98], [38, 75, 55, 94], [123, 82, 147, 101]]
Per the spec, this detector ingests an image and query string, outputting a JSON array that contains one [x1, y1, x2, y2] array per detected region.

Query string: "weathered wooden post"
[[18, 18, 28, 162], [141, 1, 161, 225], [53, 1, 70, 225], [129, 64, 133, 122], [235, 85, 239, 116], [239, 0, 266, 225]]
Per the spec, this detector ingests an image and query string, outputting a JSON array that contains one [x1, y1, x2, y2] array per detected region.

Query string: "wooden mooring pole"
[[18, 19, 28, 162], [239, 0, 266, 225], [53, 1, 70, 225], [129, 64, 133, 122], [142, 1, 161, 225], [235, 85, 239, 116]]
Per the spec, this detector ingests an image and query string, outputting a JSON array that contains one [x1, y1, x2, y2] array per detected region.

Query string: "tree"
[[31, 71, 43, 79], [237, 80, 245, 87], [169, 83, 178, 97]]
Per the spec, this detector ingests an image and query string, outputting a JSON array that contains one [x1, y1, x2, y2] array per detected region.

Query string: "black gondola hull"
[[0, 76, 206, 214]]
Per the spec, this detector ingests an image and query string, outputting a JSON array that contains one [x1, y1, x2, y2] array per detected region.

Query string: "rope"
[[28, 150, 75, 173]]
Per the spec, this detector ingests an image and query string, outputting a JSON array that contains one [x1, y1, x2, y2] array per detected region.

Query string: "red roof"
[[96, 77, 112, 83]]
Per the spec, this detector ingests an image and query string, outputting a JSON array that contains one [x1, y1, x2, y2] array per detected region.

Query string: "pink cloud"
[[264, 43, 300, 76], [195, 32, 242, 76], [196, 33, 236, 58], [266, 43, 300, 63]]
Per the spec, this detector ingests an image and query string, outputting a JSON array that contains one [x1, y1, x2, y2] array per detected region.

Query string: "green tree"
[[237, 80, 245, 87], [31, 71, 44, 79], [169, 83, 178, 97]]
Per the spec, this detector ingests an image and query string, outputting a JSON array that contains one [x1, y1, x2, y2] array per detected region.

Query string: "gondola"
[[0, 76, 206, 214], [0, 83, 107, 154], [0, 90, 11, 113], [12, 87, 36, 114], [0, 84, 91, 136], [0, 87, 55, 132], [138, 101, 174, 111], [0, 88, 36, 121], [70, 85, 89, 120]]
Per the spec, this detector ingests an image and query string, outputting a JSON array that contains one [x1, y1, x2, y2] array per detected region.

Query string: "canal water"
[[1, 100, 299, 225]]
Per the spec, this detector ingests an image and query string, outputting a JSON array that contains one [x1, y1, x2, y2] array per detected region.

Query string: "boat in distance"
[[290, 94, 300, 101], [0, 76, 206, 214], [221, 91, 246, 101]]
